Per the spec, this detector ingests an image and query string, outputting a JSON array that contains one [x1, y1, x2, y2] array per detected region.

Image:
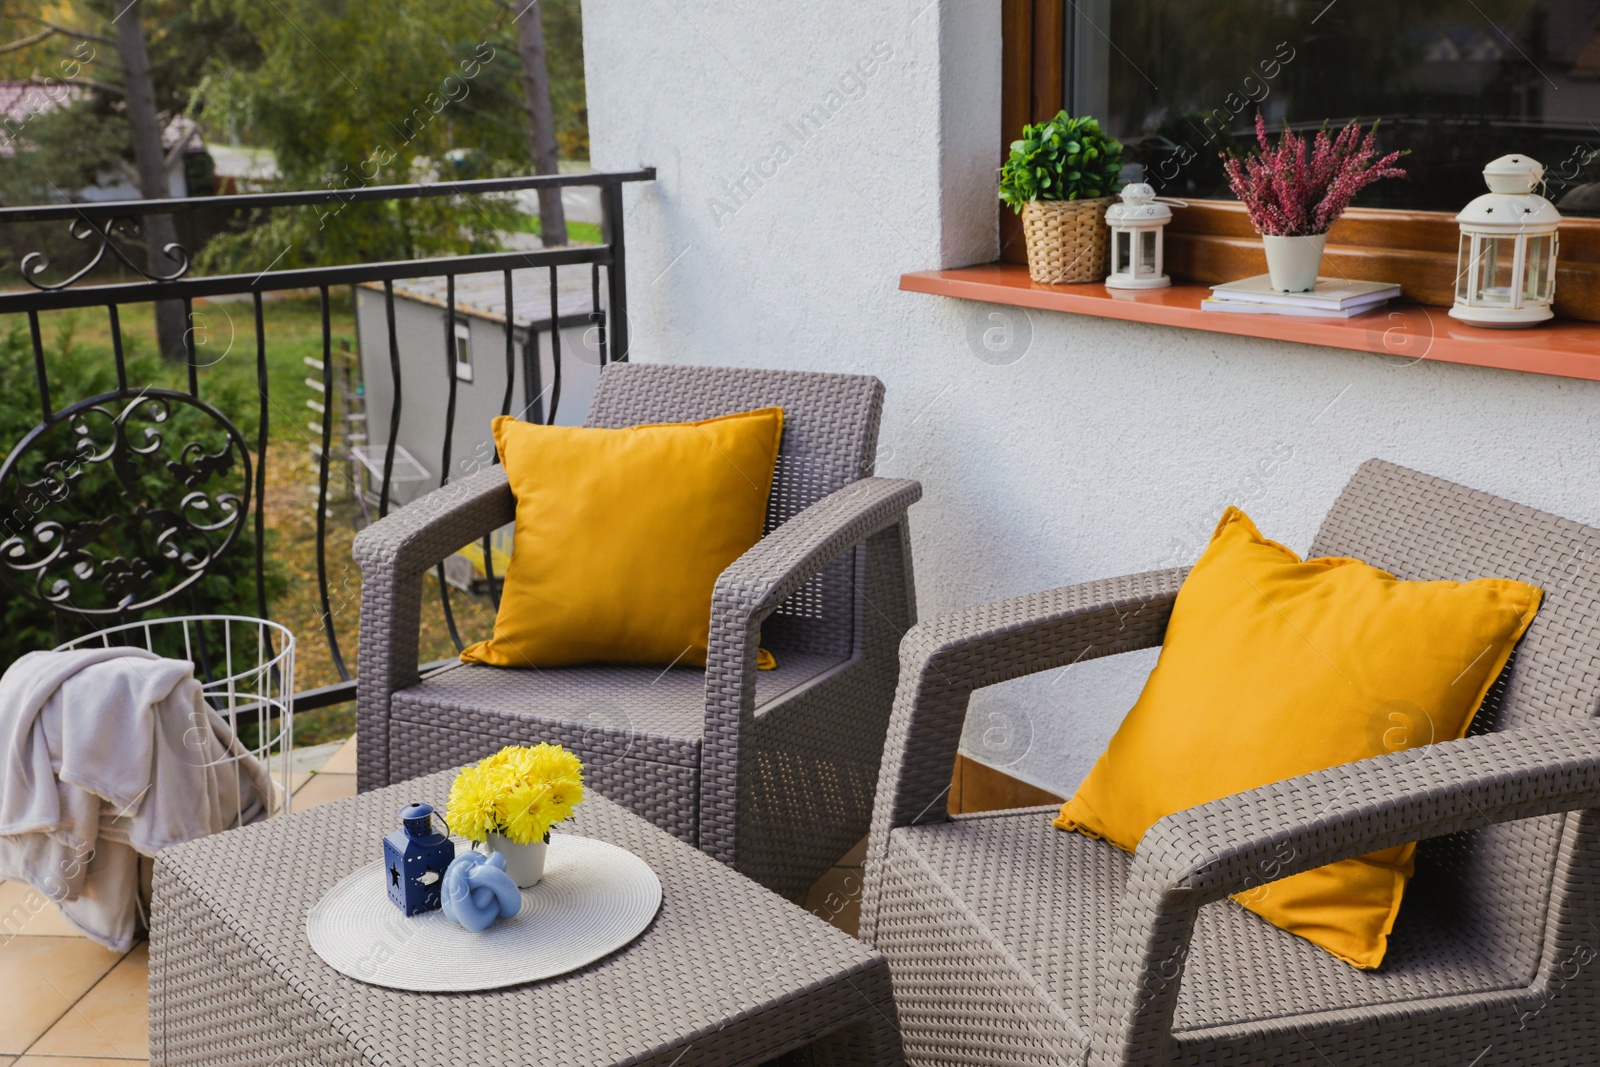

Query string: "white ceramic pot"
[[1261, 233, 1327, 293], [486, 834, 547, 888]]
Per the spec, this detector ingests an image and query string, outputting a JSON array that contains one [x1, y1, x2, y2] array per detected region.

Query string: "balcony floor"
[[0, 736, 866, 1064]]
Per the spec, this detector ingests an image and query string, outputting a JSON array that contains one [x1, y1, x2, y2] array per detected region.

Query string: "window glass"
[[453, 321, 473, 381], [1077, 0, 1600, 216], [1475, 235, 1519, 302], [1138, 229, 1158, 272], [1114, 230, 1132, 272], [1524, 233, 1554, 299]]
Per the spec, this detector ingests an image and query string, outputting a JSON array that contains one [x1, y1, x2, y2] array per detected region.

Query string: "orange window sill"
[[900, 263, 1600, 383]]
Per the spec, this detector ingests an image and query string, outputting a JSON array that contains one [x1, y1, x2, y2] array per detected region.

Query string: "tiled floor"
[[0, 733, 867, 1063]]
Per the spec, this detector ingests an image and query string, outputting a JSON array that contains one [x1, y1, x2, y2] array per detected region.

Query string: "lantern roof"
[[1106, 183, 1172, 225], [1456, 192, 1561, 230], [1483, 154, 1544, 194], [1457, 155, 1560, 231]]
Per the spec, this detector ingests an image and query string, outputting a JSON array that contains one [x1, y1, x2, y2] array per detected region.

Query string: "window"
[[453, 320, 473, 382], [1000, 0, 1600, 320], [1079, 0, 1600, 215]]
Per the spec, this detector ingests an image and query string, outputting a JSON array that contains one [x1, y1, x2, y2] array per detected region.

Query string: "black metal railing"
[[0, 169, 654, 708]]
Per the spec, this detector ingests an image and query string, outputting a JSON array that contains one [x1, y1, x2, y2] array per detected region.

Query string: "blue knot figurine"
[[442, 849, 523, 931], [383, 803, 455, 916]]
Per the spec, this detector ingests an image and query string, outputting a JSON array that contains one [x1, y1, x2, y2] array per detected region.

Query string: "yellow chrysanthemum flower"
[[497, 781, 556, 845], [546, 775, 584, 823], [444, 766, 498, 842], [518, 742, 575, 782], [445, 743, 586, 844]]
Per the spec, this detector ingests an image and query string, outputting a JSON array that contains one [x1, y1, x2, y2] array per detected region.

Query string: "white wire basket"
[[56, 614, 295, 820]]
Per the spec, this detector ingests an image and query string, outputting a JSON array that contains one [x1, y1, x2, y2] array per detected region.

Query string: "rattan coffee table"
[[149, 769, 903, 1066]]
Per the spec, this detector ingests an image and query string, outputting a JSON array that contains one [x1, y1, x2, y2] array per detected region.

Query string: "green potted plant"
[[999, 112, 1125, 284]]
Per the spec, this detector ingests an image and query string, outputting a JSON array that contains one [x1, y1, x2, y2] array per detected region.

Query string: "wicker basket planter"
[[1021, 197, 1113, 284]]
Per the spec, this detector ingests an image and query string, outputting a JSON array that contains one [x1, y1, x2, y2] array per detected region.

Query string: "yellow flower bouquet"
[[445, 743, 586, 846]]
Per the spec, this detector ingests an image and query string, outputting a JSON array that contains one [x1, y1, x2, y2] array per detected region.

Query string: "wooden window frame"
[[1000, 0, 1600, 322]]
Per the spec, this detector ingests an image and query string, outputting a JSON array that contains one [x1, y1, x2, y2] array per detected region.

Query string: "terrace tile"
[[318, 734, 359, 775], [0, 937, 123, 1054], [29, 943, 148, 1060], [291, 771, 357, 810]]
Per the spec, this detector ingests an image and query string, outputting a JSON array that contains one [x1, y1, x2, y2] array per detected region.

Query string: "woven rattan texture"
[[1021, 198, 1113, 284], [395, 651, 842, 751], [151, 770, 904, 1067], [585, 363, 884, 659], [389, 652, 845, 846], [883, 809, 1528, 1041], [738, 528, 914, 893], [1310, 458, 1600, 982], [861, 459, 1600, 1067], [354, 463, 515, 790], [389, 716, 701, 843], [354, 364, 920, 898]]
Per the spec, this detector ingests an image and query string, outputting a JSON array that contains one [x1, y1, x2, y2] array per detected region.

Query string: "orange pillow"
[[1055, 507, 1541, 968], [461, 408, 783, 670]]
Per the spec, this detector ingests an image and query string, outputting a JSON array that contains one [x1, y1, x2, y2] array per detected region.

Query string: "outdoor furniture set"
[[146, 365, 1600, 1067]]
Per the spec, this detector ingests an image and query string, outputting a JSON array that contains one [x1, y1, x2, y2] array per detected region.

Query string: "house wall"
[[582, 0, 1600, 796]]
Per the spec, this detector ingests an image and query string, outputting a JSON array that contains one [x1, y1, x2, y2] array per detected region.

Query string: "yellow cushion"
[[460, 407, 784, 670], [1054, 506, 1541, 969]]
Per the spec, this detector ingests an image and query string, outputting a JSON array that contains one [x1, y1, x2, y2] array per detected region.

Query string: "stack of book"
[[1201, 275, 1402, 319]]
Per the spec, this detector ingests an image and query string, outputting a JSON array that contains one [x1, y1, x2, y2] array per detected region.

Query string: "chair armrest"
[[857, 567, 1186, 943], [1093, 719, 1600, 1067], [353, 464, 514, 790], [712, 477, 923, 633], [351, 463, 514, 581], [699, 476, 922, 865]]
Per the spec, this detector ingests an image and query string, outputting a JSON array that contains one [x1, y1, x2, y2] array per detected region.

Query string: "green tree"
[[0, 2, 259, 208], [0, 1, 259, 358], [502, 0, 565, 244], [196, 0, 586, 272]]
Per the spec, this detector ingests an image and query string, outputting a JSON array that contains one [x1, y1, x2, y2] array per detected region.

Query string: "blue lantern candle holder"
[[383, 802, 456, 916]]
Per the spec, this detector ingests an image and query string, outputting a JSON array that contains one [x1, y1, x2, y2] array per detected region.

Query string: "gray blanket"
[[0, 646, 278, 950]]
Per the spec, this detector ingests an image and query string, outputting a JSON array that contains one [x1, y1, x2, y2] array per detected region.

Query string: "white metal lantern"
[[1104, 183, 1174, 290], [1449, 154, 1560, 328]]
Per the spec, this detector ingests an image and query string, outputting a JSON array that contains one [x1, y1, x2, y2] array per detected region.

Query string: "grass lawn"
[[508, 215, 604, 245], [22, 293, 496, 745]]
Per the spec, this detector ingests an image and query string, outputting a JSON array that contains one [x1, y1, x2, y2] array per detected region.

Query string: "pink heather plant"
[[1223, 114, 1407, 236]]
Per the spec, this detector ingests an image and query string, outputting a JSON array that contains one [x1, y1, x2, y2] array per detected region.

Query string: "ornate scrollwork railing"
[[19, 216, 190, 292], [0, 388, 249, 614], [0, 168, 652, 707]]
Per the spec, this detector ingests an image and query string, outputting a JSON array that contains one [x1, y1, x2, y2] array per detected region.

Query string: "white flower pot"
[[486, 834, 547, 888], [1261, 233, 1327, 293]]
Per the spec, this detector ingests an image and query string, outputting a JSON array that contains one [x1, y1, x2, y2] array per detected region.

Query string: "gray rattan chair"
[[354, 363, 919, 898], [859, 459, 1600, 1067]]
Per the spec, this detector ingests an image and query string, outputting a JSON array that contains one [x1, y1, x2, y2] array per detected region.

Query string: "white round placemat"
[[307, 834, 661, 991]]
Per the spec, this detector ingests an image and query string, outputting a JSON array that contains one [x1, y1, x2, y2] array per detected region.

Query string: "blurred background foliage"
[[0, 314, 282, 664], [0, 3, 578, 738], [0, 0, 589, 269]]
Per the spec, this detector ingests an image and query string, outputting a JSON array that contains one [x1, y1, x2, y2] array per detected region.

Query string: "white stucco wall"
[[583, 0, 1600, 796]]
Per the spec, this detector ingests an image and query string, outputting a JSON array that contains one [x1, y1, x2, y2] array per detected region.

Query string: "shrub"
[[0, 319, 283, 664]]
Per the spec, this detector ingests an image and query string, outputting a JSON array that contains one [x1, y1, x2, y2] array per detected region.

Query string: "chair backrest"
[[585, 363, 885, 657], [1309, 459, 1600, 979]]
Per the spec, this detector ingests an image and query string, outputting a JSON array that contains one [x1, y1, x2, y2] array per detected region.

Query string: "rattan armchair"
[[859, 459, 1600, 1067], [354, 363, 919, 898]]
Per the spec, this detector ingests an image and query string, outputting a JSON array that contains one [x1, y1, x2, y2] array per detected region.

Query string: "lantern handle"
[[1154, 196, 1189, 208]]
